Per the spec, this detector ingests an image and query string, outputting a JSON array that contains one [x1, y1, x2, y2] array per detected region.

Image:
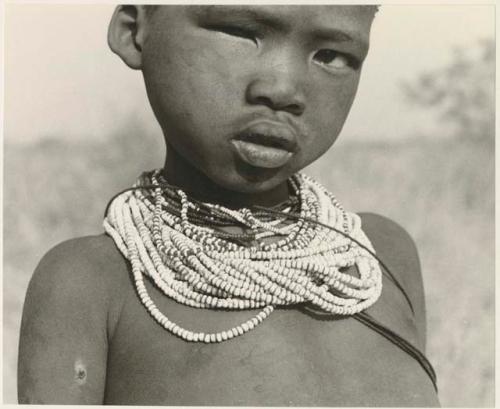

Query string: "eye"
[[313, 49, 359, 71], [210, 24, 258, 44]]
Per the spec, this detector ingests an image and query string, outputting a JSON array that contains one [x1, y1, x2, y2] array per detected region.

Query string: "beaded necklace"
[[103, 170, 382, 343]]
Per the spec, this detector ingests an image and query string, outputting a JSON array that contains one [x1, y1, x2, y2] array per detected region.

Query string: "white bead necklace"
[[103, 171, 382, 343]]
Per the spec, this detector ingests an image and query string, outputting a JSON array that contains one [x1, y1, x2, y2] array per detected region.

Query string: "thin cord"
[[354, 312, 438, 391]]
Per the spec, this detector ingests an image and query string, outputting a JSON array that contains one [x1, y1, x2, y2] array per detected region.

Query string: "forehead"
[[154, 5, 374, 46], [194, 5, 375, 19], [207, 6, 370, 27]]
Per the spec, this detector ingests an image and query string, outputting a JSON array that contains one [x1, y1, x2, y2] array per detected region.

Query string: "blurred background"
[[4, 4, 494, 406]]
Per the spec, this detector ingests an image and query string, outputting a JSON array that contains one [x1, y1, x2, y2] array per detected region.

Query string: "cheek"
[[143, 35, 246, 136], [301, 75, 360, 157], [314, 76, 360, 126]]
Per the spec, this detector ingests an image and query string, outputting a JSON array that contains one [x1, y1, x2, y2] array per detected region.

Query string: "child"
[[18, 5, 440, 406]]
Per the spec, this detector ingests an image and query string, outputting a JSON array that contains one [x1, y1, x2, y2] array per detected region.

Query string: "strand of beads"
[[103, 170, 383, 343]]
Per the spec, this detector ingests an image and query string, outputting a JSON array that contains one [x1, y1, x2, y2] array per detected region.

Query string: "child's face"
[[141, 6, 374, 193]]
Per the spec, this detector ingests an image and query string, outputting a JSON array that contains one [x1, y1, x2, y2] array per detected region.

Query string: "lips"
[[231, 121, 298, 169]]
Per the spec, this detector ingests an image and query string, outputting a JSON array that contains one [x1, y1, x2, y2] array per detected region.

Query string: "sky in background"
[[4, 4, 495, 144]]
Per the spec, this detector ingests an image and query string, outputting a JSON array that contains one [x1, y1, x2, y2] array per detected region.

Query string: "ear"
[[108, 5, 148, 70]]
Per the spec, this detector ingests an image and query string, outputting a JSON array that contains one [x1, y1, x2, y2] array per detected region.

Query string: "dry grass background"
[[3, 122, 494, 405]]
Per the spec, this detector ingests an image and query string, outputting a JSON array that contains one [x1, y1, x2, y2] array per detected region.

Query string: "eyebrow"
[[310, 28, 369, 53], [310, 28, 353, 43]]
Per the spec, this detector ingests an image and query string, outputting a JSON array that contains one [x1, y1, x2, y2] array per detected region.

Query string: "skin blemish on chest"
[[74, 359, 87, 385]]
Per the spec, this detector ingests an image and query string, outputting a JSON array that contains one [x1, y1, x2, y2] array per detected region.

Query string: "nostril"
[[287, 102, 305, 116], [254, 96, 274, 109]]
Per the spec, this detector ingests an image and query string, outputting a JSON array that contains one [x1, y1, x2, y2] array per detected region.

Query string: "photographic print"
[[3, 3, 494, 406]]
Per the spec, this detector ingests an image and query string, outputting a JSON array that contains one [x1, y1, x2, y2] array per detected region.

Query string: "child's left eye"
[[313, 49, 356, 70]]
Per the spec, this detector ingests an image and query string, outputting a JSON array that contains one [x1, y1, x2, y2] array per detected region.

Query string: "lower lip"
[[231, 140, 293, 169]]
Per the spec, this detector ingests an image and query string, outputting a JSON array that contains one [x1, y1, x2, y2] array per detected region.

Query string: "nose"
[[245, 51, 306, 116]]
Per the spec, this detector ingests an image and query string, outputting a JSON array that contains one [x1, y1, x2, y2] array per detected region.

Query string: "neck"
[[162, 146, 291, 209]]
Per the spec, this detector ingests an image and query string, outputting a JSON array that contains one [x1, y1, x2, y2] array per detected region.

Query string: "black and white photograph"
[[3, 2, 495, 406]]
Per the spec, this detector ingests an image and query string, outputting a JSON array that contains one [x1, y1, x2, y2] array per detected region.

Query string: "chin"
[[218, 166, 293, 194]]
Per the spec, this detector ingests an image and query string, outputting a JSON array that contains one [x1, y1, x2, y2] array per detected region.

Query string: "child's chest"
[[104, 275, 439, 406]]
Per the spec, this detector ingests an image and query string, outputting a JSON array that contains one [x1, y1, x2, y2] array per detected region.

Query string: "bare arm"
[[18, 237, 122, 404]]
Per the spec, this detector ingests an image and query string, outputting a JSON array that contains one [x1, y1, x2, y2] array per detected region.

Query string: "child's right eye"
[[207, 24, 258, 45]]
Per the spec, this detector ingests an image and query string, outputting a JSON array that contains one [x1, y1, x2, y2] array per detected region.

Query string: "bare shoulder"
[[358, 212, 420, 269], [36, 233, 128, 278], [358, 212, 427, 346], [18, 234, 130, 404], [29, 234, 130, 314]]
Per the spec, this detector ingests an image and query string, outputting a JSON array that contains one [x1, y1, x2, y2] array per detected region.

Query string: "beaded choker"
[[103, 170, 382, 343]]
